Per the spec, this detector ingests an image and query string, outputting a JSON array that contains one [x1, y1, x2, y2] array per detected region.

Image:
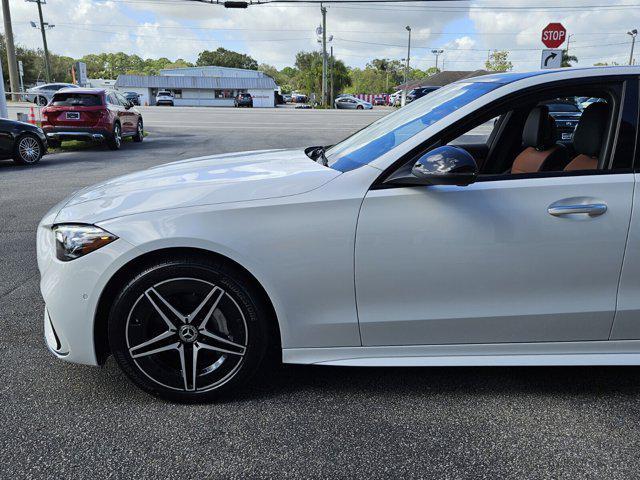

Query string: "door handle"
[[547, 203, 607, 217]]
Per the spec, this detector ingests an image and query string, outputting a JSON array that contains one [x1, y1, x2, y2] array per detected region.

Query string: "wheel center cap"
[[178, 324, 198, 343]]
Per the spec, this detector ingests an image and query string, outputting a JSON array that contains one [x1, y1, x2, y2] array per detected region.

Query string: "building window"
[[214, 90, 234, 99], [173, 89, 182, 99]]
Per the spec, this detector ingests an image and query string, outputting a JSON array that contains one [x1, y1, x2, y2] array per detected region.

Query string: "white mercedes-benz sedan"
[[38, 67, 640, 401]]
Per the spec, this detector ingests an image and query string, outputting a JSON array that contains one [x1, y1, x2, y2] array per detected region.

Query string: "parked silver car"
[[24, 83, 79, 106], [334, 96, 373, 110]]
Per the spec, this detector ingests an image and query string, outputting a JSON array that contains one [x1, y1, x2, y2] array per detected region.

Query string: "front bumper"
[[37, 221, 138, 365]]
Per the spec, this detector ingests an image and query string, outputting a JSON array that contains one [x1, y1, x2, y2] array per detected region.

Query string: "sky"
[[2, 0, 640, 73]]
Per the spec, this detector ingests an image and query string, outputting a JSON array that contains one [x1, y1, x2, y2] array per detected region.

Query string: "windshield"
[[546, 103, 580, 112], [325, 81, 502, 171]]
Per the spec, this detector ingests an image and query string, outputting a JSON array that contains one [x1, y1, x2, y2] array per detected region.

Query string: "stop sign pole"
[[541, 23, 566, 69]]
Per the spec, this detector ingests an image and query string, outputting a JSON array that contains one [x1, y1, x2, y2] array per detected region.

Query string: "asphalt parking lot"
[[2, 106, 640, 479]]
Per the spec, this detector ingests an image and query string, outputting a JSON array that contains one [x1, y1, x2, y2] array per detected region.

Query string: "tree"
[[562, 50, 578, 67], [485, 50, 513, 72], [289, 51, 350, 100], [593, 61, 620, 66], [196, 48, 258, 70]]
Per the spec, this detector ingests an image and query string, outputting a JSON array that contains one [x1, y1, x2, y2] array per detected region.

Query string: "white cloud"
[[468, 0, 640, 70], [3, 0, 638, 75]]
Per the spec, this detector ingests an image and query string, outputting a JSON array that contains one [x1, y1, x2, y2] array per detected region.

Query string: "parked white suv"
[[155, 91, 174, 106]]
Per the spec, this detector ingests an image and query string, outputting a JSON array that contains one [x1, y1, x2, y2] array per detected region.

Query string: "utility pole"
[[330, 46, 334, 108], [321, 4, 327, 106], [2, 0, 20, 100], [27, 0, 52, 82], [628, 29, 638, 66], [0, 51, 8, 118], [402, 25, 411, 107]]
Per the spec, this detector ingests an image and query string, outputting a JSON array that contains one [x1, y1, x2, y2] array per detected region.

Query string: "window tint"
[[325, 81, 502, 171], [51, 93, 103, 107], [107, 93, 120, 105], [450, 116, 500, 146]]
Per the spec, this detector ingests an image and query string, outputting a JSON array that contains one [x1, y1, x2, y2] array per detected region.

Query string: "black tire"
[[36, 95, 47, 106], [108, 256, 271, 402], [107, 122, 122, 150], [12, 133, 44, 165], [133, 120, 144, 143], [357, 105, 364, 110]]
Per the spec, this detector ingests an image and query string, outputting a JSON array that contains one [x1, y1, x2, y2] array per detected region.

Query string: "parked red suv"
[[41, 88, 143, 150]]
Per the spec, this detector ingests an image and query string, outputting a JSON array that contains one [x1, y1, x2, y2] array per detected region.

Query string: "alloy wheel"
[[18, 136, 41, 163], [114, 124, 121, 147], [125, 277, 248, 392]]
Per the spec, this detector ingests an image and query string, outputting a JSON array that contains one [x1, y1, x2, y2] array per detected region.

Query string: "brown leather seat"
[[564, 102, 609, 171], [511, 106, 568, 174]]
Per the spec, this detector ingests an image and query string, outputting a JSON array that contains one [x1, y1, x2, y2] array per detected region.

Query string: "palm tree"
[[562, 50, 578, 67]]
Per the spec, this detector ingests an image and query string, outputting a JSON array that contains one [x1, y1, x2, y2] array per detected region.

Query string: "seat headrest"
[[573, 102, 609, 158], [523, 106, 557, 150]]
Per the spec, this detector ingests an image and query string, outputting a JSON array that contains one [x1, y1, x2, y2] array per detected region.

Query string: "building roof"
[[160, 65, 267, 79], [396, 70, 489, 90], [115, 74, 277, 90]]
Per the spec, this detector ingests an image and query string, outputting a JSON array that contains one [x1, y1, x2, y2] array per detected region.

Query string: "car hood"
[[53, 149, 340, 224]]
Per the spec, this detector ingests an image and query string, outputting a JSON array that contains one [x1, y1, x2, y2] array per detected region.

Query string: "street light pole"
[[27, 0, 52, 82], [628, 29, 638, 66], [402, 25, 411, 107], [321, 3, 327, 106], [2, 0, 20, 100], [431, 49, 444, 71]]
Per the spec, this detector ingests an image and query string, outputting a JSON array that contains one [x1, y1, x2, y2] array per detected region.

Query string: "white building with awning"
[[115, 66, 278, 107]]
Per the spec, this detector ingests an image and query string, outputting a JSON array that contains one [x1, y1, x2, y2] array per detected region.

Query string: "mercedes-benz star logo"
[[178, 324, 198, 343]]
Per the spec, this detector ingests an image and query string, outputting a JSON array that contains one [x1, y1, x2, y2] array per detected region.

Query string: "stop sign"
[[542, 23, 567, 48]]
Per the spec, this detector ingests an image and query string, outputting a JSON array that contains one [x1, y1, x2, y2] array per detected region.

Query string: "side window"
[[115, 93, 128, 105], [107, 93, 120, 106], [449, 116, 500, 146], [441, 82, 635, 178]]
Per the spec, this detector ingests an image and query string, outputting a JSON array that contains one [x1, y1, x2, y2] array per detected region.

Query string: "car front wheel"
[[108, 257, 271, 402], [133, 120, 144, 143], [107, 122, 122, 150]]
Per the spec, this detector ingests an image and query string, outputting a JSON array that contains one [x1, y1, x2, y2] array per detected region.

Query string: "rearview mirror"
[[411, 146, 478, 186]]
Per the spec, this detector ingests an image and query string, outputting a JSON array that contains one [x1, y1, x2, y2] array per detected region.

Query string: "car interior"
[[444, 85, 619, 178]]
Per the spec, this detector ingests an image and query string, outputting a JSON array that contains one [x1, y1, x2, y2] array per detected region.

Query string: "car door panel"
[[610, 173, 640, 339], [355, 174, 634, 346]]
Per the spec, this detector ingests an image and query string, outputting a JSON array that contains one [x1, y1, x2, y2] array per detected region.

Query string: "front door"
[[355, 78, 637, 346], [355, 175, 633, 346]]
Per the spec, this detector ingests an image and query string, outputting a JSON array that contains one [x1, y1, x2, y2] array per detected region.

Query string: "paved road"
[[2, 107, 640, 479]]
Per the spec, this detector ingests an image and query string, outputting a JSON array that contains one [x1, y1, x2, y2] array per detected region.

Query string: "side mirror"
[[411, 145, 478, 186]]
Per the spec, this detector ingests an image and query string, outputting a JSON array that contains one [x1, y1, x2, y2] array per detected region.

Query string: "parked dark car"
[[123, 91, 141, 106], [0, 118, 47, 165], [406, 86, 440, 103], [373, 96, 386, 106], [234, 93, 253, 107], [41, 88, 143, 150]]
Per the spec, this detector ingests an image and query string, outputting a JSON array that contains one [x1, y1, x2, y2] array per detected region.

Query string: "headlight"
[[53, 224, 118, 262]]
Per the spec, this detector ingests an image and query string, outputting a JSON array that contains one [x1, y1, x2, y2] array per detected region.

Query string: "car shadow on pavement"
[[241, 363, 640, 400], [72, 359, 640, 405]]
